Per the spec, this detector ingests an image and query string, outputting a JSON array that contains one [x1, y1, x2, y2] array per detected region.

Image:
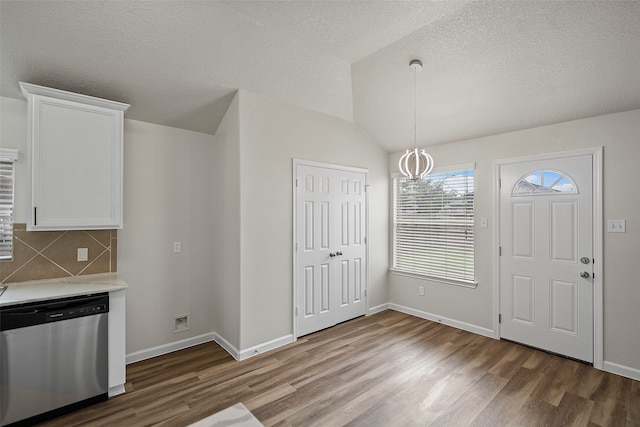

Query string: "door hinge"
[[295, 178, 299, 188], [295, 242, 298, 251], [499, 314, 502, 323], [295, 307, 298, 316], [364, 237, 367, 244], [499, 178, 502, 189], [499, 246, 502, 256], [364, 289, 367, 297]]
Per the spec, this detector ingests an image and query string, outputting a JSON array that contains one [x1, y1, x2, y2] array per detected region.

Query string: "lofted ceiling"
[[1, 1, 639, 153]]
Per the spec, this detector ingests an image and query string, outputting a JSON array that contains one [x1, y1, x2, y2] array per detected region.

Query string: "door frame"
[[493, 147, 603, 368], [292, 159, 369, 340]]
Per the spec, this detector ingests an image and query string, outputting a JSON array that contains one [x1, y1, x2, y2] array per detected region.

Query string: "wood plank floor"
[[39, 310, 640, 427]]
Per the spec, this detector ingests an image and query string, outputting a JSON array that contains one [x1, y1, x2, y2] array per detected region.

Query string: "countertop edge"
[[0, 273, 128, 307], [2, 272, 128, 287]]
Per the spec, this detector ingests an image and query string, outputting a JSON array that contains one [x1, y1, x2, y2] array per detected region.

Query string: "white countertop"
[[0, 273, 128, 307]]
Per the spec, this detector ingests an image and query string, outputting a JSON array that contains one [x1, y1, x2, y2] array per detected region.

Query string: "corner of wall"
[[212, 90, 242, 351]]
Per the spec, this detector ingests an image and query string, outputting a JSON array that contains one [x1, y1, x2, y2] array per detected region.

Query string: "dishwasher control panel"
[[46, 302, 108, 322], [0, 293, 109, 331]]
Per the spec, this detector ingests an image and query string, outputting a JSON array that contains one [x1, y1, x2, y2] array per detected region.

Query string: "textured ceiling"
[[353, 0, 640, 151], [222, 1, 468, 63], [1, 1, 639, 152]]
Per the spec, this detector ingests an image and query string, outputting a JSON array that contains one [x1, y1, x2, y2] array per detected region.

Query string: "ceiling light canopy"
[[398, 59, 434, 180]]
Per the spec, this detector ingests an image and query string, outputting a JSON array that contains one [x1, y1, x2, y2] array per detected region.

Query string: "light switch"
[[77, 248, 88, 262], [480, 218, 488, 228], [607, 219, 626, 233]]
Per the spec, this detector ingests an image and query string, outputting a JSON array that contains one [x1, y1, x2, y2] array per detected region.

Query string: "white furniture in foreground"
[[187, 403, 264, 427]]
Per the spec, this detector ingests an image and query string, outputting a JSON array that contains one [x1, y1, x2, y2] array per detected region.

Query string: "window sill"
[[389, 269, 478, 289]]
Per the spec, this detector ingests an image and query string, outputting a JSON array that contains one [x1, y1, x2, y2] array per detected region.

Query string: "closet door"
[[333, 170, 367, 324], [295, 163, 367, 337]]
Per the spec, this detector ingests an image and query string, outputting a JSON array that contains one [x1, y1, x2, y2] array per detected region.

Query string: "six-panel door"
[[295, 164, 366, 337]]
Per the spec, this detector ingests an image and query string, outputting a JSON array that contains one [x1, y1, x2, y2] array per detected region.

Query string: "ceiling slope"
[[0, 1, 353, 135], [353, 1, 640, 151], [1, 1, 639, 151]]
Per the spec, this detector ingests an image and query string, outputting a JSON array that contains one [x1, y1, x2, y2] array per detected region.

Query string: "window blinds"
[[392, 167, 475, 283], [0, 149, 18, 260]]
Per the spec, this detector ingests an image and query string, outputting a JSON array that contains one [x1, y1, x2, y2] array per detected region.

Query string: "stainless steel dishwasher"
[[0, 293, 109, 426]]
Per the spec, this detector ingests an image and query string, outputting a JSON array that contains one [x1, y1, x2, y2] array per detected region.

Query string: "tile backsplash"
[[0, 224, 117, 283]]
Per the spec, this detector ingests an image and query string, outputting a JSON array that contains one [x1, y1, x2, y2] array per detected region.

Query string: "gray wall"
[[237, 90, 389, 349], [389, 109, 640, 374]]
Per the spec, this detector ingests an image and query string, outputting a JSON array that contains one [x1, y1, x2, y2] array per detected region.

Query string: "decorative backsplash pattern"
[[0, 224, 117, 283]]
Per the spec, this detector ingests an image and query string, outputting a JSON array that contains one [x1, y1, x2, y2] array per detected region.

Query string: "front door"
[[295, 163, 367, 337], [499, 154, 593, 362]]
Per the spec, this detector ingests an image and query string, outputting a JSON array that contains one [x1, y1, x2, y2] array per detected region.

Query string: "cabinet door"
[[28, 95, 123, 230]]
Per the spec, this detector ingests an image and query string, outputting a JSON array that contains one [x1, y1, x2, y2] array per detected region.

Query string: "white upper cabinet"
[[20, 82, 130, 231]]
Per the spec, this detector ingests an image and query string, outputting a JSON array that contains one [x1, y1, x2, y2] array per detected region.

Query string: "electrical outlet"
[[77, 247, 88, 262], [418, 286, 425, 296], [480, 217, 488, 228], [173, 242, 182, 253], [173, 315, 190, 333]]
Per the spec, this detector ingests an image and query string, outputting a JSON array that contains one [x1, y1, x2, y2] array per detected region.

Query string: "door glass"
[[512, 169, 577, 195]]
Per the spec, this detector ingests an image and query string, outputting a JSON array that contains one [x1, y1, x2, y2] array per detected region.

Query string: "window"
[[0, 149, 18, 260], [513, 169, 577, 195], [392, 164, 475, 285]]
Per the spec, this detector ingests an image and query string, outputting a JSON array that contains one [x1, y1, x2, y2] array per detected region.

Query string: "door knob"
[[336, 251, 343, 256], [329, 252, 336, 257], [580, 271, 590, 279]]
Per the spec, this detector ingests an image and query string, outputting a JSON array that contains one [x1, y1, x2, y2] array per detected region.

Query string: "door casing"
[[292, 159, 369, 339], [493, 147, 603, 369]]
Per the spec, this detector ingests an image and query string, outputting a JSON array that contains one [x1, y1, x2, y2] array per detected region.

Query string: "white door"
[[295, 163, 367, 337], [499, 154, 593, 362]]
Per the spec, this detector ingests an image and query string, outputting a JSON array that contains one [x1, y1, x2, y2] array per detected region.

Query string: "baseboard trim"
[[389, 303, 495, 339], [123, 309, 638, 382], [126, 331, 296, 365], [125, 305, 494, 365], [212, 332, 295, 361], [368, 303, 390, 315], [211, 333, 241, 360], [108, 384, 126, 398], [126, 332, 216, 364], [237, 334, 295, 361], [603, 360, 640, 381]]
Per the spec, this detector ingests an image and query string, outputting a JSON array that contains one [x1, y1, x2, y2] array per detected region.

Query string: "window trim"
[[0, 148, 19, 261], [390, 162, 477, 288]]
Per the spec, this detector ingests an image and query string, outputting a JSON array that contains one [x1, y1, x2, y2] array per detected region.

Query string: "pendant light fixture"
[[398, 59, 434, 179]]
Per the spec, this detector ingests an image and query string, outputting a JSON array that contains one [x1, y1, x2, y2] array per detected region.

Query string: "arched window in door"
[[512, 170, 577, 196]]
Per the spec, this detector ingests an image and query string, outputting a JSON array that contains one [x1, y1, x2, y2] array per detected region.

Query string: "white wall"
[[1, 97, 28, 222], [2, 90, 387, 360], [212, 93, 242, 350], [389, 109, 640, 374], [7, 87, 638, 376], [237, 90, 389, 349], [116, 120, 216, 354], [2, 95, 219, 356]]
